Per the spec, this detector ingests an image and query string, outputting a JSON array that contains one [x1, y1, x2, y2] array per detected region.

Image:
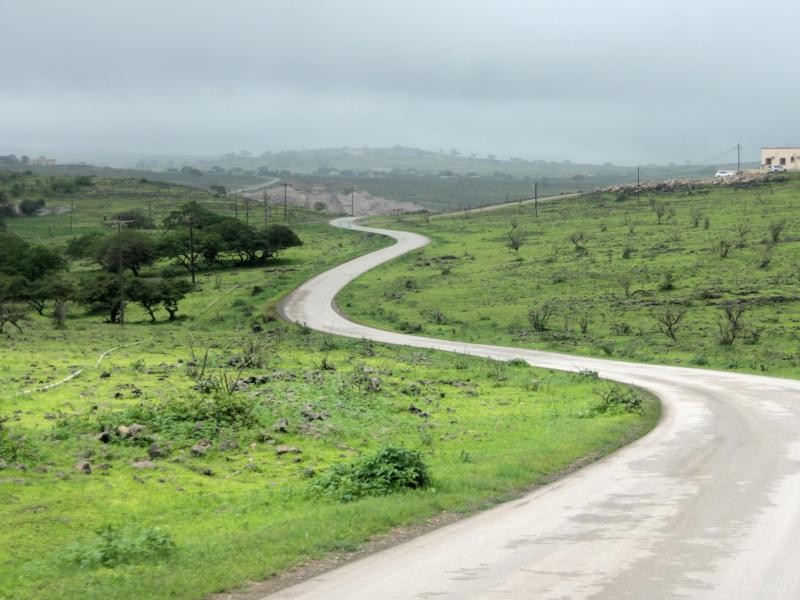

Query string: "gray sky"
[[1, 0, 797, 165]]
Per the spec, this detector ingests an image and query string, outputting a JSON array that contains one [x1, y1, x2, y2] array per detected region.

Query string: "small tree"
[[507, 225, 524, 255], [769, 220, 785, 244], [734, 223, 751, 248], [655, 305, 686, 341], [654, 204, 666, 225], [718, 302, 747, 346], [568, 231, 588, 252], [528, 302, 555, 332]]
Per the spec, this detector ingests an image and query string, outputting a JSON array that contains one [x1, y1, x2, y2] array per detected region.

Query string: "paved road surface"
[[273, 217, 800, 599]]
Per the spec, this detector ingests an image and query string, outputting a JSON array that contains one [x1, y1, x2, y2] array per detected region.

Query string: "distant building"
[[29, 155, 56, 166], [761, 147, 800, 170]]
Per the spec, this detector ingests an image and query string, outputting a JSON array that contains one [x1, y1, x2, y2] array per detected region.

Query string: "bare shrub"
[[718, 302, 747, 346], [655, 305, 686, 341], [528, 302, 556, 332]]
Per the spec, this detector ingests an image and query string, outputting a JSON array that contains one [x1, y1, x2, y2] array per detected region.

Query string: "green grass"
[[340, 174, 800, 377], [0, 173, 657, 599]]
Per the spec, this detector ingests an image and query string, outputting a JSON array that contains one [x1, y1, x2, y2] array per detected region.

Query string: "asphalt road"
[[273, 217, 800, 599]]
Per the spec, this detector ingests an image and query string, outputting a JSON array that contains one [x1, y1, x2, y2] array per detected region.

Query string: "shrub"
[[312, 445, 431, 502], [68, 524, 175, 568], [587, 383, 643, 416], [0, 418, 38, 462]]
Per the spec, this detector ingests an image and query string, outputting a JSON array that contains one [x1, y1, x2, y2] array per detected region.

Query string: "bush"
[[19, 198, 45, 216], [585, 383, 643, 416], [69, 524, 175, 568], [312, 445, 432, 502], [0, 418, 38, 462]]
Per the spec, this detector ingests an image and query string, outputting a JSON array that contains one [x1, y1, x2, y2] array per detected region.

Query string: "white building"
[[761, 147, 800, 171]]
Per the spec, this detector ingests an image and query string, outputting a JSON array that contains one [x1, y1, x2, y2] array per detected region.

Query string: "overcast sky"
[[1, 0, 797, 165]]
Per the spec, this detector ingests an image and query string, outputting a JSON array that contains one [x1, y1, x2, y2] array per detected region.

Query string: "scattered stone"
[[0, 459, 6, 470], [220, 439, 239, 451], [256, 430, 274, 443], [15, 463, 28, 471], [74, 460, 92, 474], [367, 377, 382, 392], [99, 371, 111, 379], [272, 418, 290, 433], [132, 460, 156, 470], [113, 392, 124, 399], [275, 445, 302, 456], [147, 443, 169, 459], [193, 421, 205, 431], [44, 412, 57, 420], [128, 423, 146, 437], [201, 468, 214, 477], [408, 404, 423, 414], [116, 425, 130, 438], [301, 405, 327, 421], [303, 467, 315, 478], [79, 448, 94, 459], [96, 429, 112, 443], [191, 440, 212, 456]]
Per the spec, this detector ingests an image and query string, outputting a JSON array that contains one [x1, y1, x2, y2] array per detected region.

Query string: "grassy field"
[[339, 174, 800, 377], [0, 173, 657, 599]]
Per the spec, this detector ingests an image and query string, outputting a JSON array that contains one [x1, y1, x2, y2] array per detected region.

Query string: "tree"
[[0, 302, 25, 333], [718, 302, 747, 346], [528, 302, 556, 332], [507, 225, 524, 255], [92, 230, 158, 276], [655, 305, 686, 341], [111, 210, 154, 230], [78, 272, 128, 323], [19, 198, 45, 216], [128, 278, 192, 321], [261, 224, 302, 259]]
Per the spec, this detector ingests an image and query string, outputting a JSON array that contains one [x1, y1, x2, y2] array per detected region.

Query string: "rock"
[[128, 423, 146, 437], [301, 405, 325, 421], [256, 430, 274, 443], [193, 421, 205, 431], [0, 459, 7, 470], [303, 467, 315, 478], [191, 440, 212, 456], [201, 468, 214, 476], [79, 448, 94, 459], [96, 429, 112, 443], [113, 392, 124, 399], [275, 445, 301, 456], [273, 418, 290, 433], [367, 377, 382, 392], [220, 439, 239, 451], [116, 425, 130, 438], [74, 460, 92, 474], [132, 460, 156, 470], [408, 404, 423, 414], [99, 371, 111, 378], [147, 443, 169, 459]]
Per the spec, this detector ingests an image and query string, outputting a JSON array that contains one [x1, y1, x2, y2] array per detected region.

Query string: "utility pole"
[[737, 143, 741, 174], [148, 199, 152, 224], [264, 188, 269, 229], [108, 219, 133, 325], [234, 190, 239, 219], [281, 182, 289, 221], [245, 194, 250, 225], [637, 167, 641, 202], [69, 199, 74, 233], [351, 183, 355, 217], [534, 181, 538, 218]]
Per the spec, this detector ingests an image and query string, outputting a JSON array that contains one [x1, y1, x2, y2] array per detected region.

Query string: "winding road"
[[274, 217, 800, 599]]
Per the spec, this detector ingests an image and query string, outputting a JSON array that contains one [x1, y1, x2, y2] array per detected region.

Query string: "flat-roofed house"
[[761, 147, 800, 170]]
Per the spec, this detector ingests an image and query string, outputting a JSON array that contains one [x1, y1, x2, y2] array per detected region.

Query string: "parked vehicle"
[[768, 164, 786, 173], [714, 170, 735, 178]]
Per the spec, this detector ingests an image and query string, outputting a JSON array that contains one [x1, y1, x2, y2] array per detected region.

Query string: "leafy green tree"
[[19, 198, 46, 216], [78, 272, 128, 323], [111, 210, 154, 230], [92, 230, 158, 276], [129, 277, 193, 322]]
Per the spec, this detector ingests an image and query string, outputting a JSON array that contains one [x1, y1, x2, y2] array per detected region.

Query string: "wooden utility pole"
[[264, 188, 269, 229], [534, 182, 538, 218], [737, 143, 741, 174], [245, 194, 250, 225], [281, 182, 289, 221], [107, 219, 133, 325], [234, 190, 239, 219], [69, 199, 74, 232], [637, 167, 641, 202], [351, 183, 355, 217]]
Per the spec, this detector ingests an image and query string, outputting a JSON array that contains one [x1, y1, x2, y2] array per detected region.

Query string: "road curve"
[[274, 217, 800, 600]]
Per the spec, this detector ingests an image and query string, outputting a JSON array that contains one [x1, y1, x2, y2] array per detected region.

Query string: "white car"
[[768, 165, 786, 173], [714, 170, 735, 178]]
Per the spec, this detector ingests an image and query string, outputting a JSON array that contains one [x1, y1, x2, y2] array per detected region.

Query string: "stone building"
[[761, 147, 800, 170]]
